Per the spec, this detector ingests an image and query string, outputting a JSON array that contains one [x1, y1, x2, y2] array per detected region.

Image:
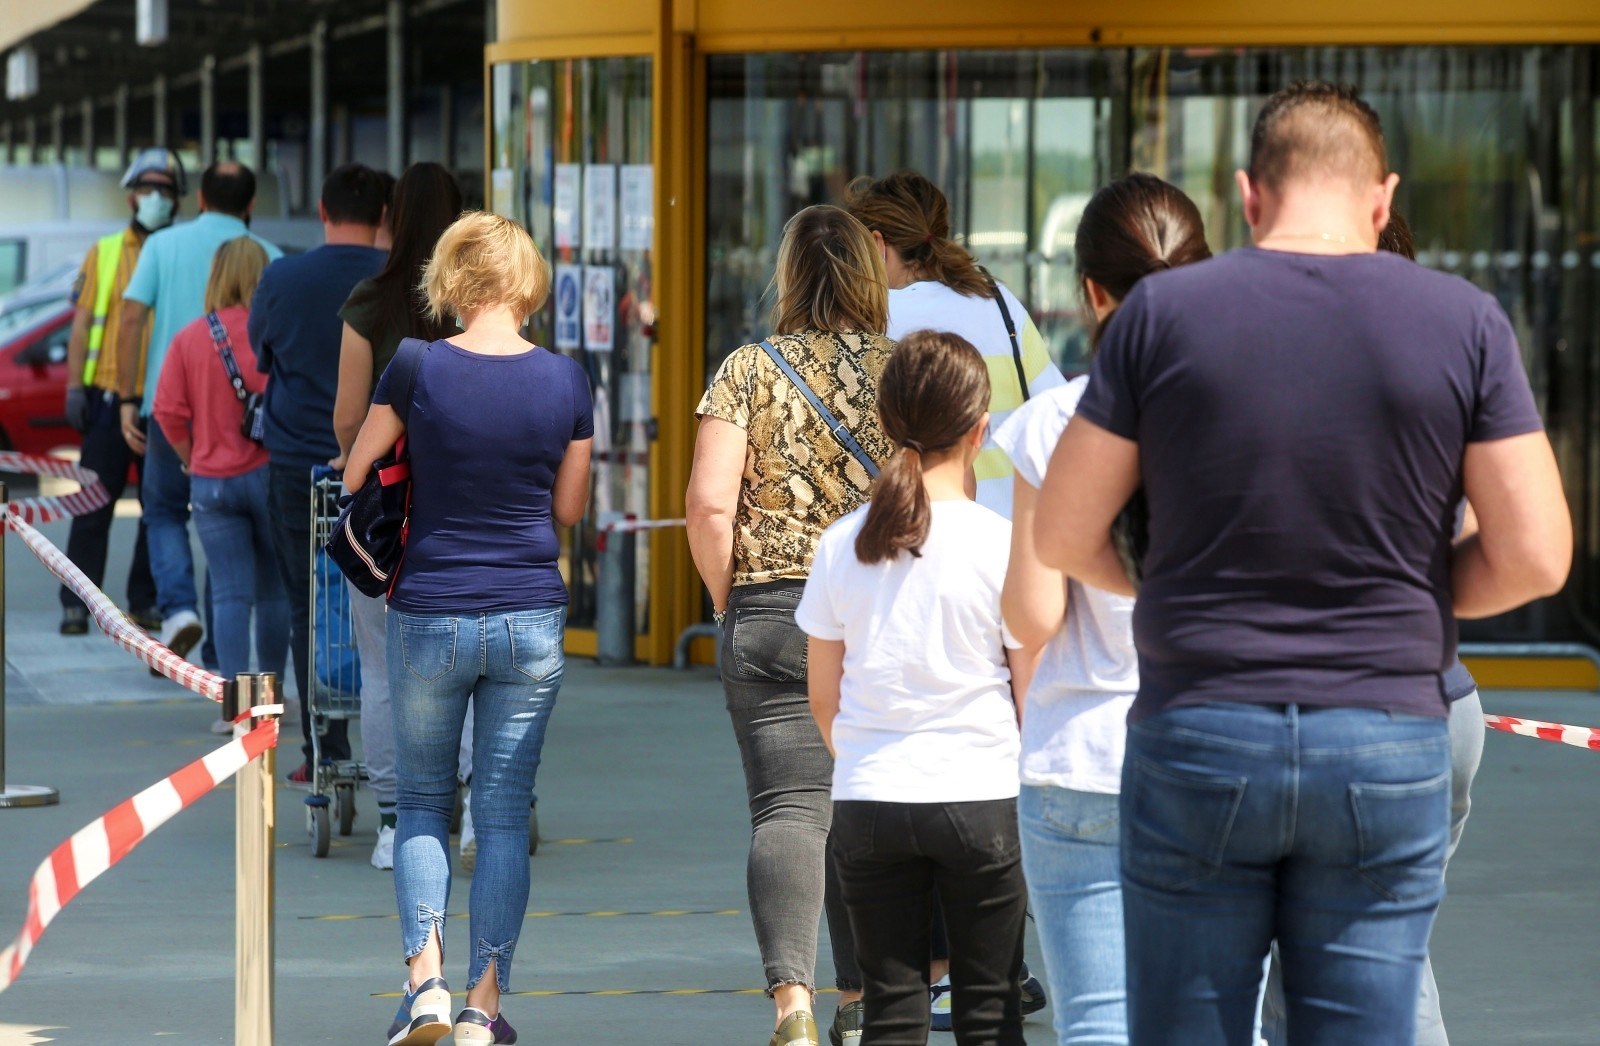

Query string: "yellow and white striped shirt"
[[887, 280, 1066, 520]]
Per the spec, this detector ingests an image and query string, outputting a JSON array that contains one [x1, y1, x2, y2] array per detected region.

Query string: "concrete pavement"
[[0, 510, 1596, 1043]]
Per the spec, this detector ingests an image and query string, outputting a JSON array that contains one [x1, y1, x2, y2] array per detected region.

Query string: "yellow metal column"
[[645, 0, 705, 664]]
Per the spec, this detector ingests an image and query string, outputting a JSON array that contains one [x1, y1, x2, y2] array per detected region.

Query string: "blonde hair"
[[203, 237, 269, 314], [422, 211, 550, 323], [771, 205, 888, 336]]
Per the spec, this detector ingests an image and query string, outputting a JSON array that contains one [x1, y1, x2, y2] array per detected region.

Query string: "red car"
[[0, 302, 80, 456]]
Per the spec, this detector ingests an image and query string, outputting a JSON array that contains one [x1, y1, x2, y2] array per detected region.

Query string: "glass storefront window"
[[491, 56, 654, 633], [706, 44, 1600, 643]]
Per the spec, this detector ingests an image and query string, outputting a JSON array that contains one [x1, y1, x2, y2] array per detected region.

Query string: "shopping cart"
[[306, 466, 363, 858]]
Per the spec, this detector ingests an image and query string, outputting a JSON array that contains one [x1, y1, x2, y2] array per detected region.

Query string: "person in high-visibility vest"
[[58, 148, 185, 635]]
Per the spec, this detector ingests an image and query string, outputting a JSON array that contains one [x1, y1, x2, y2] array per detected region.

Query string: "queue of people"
[[684, 80, 1570, 1046], [53, 76, 1570, 1046]]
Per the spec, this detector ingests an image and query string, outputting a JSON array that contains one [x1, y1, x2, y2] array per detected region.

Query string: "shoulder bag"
[[980, 268, 1030, 403], [205, 311, 266, 444], [757, 338, 879, 480], [325, 337, 430, 598]]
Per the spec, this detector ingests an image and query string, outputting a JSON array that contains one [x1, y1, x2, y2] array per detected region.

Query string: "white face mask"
[[135, 190, 175, 230]]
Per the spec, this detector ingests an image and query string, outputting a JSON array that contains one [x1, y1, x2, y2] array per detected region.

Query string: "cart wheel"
[[528, 805, 539, 857], [309, 804, 331, 858], [449, 784, 464, 835], [336, 783, 355, 836]]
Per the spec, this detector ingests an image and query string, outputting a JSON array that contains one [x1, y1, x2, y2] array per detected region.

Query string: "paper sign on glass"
[[553, 164, 581, 249], [490, 168, 515, 218], [553, 264, 582, 350], [619, 164, 654, 252], [583, 165, 617, 251], [583, 265, 615, 352]]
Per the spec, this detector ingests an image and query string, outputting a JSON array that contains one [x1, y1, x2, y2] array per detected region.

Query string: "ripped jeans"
[[389, 606, 565, 991]]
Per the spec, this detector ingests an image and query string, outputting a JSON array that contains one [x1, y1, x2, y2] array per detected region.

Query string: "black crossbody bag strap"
[[757, 339, 879, 480], [980, 268, 1030, 402]]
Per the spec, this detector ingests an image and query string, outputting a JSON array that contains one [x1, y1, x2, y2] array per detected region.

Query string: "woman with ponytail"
[[797, 330, 1029, 1045], [992, 173, 1209, 1045], [846, 169, 1065, 520]]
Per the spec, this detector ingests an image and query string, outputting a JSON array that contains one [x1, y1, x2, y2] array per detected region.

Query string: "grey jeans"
[[721, 580, 861, 994], [1261, 690, 1485, 1045]]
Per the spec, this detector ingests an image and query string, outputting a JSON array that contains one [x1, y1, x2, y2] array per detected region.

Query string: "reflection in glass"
[[491, 57, 654, 633]]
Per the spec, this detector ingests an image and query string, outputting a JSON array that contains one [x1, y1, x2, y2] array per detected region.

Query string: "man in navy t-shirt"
[[249, 163, 387, 779], [1035, 83, 1571, 1044]]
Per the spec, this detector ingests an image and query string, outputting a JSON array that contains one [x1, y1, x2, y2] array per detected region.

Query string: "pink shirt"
[[152, 304, 270, 478]]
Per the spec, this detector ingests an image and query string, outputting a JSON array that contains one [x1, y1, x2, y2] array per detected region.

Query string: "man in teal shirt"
[[114, 161, 281, 667]]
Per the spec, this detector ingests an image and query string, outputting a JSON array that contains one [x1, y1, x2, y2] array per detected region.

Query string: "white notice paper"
[[554, 164, 581, 249], [619, 164, 654, 251], [553, 264, 582, 350], [490, 168, 515, 218], [583, 164, 617, 252], [583, 265, 615, 352]]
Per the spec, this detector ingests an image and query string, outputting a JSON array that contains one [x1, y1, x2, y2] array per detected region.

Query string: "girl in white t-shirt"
[[797, 329, 1029, 1045], [994, 173, 1211, 1046]]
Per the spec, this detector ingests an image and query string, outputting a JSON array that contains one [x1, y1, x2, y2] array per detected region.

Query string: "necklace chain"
[[1262, 230, 1350, 245]]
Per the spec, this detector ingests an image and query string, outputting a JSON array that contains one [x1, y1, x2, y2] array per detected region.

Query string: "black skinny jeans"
[[721, 580, 861, 994], [61, 391, 156, 613], [833, 798, 1028, 1045]]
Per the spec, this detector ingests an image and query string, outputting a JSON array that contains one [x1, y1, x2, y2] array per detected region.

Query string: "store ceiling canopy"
[[0, 0, 98, 52]]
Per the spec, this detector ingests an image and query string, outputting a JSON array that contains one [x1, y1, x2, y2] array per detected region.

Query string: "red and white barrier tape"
[[1483, 714, 1600, 751], [0, 717, 280, 992], [0, 451, 111, 525], [7, 512, 226, 701]]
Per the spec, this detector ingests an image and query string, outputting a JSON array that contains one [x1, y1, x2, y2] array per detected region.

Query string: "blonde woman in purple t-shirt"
[[345, 212, 593, 1046]]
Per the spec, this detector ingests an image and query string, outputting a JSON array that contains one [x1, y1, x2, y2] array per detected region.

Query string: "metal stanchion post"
[[0, 480, 58, 808], [235, 673, 276, 1045], [596, 514, 636, 667]]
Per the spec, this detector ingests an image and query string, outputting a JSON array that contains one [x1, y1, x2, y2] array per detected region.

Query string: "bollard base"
[[0, 784, 59, 808]]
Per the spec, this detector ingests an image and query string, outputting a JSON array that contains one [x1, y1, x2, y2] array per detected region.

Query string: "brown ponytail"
[[854, 330, 990, 565], [1074, 173, 1211, 348], [844, 170, 993, 298]]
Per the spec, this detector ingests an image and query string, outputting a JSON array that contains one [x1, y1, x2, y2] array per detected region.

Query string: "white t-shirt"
[[887, 280, 1066, 520], [795, 500, 1023, 804], [991, 376, 1138, 794]]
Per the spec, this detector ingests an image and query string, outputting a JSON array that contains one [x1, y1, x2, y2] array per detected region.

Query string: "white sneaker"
[[459, 790, 476, 874], [371, 825, 395, 870], [158, 609, 203, 659], [930, 973, 952, 1032]]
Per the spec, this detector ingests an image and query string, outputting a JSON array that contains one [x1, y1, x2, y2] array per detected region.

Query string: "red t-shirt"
[[152, 304, 270, 478]]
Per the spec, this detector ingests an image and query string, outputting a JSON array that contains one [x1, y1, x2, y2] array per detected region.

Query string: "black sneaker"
[[129, 606, 161, 632], [1019, 961, 1048, 1016], [59, 606, 89, 635]]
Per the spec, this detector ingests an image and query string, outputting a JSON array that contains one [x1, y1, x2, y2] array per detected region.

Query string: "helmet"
[[121, 148, 187, 196]]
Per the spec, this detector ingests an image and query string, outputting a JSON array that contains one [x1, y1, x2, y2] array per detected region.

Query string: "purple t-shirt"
[[374, 339, 594, 614], [1077, 247, 1543, 721]]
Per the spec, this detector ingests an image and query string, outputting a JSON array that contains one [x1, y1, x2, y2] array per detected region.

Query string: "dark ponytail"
[[855, 330, 991, 565], [1075, 173, 1210, 348]]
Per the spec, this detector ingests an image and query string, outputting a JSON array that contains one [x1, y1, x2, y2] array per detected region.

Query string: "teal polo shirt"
[[122, 212, 282, 415]]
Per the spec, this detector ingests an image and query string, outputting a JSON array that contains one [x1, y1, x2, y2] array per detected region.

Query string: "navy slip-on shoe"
[[453, 1006, 518, 1044]]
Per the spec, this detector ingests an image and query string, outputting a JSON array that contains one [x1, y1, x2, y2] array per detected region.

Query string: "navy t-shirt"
[[373, 339, 594, 614], [1077, 247, 1543, 721], [249, 243, 386, 470]]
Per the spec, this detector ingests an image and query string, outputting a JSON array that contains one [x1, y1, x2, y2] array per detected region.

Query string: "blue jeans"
[[1018, 785, 1128, 1045], [190, 467, 289, 683], [1121, 702, 1450, 1046], [141, 420, 198, 620], [388, 606, 565, 992]]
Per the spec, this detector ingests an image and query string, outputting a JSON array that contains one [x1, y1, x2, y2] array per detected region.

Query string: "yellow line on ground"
[[304, 908, 742, 921]]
